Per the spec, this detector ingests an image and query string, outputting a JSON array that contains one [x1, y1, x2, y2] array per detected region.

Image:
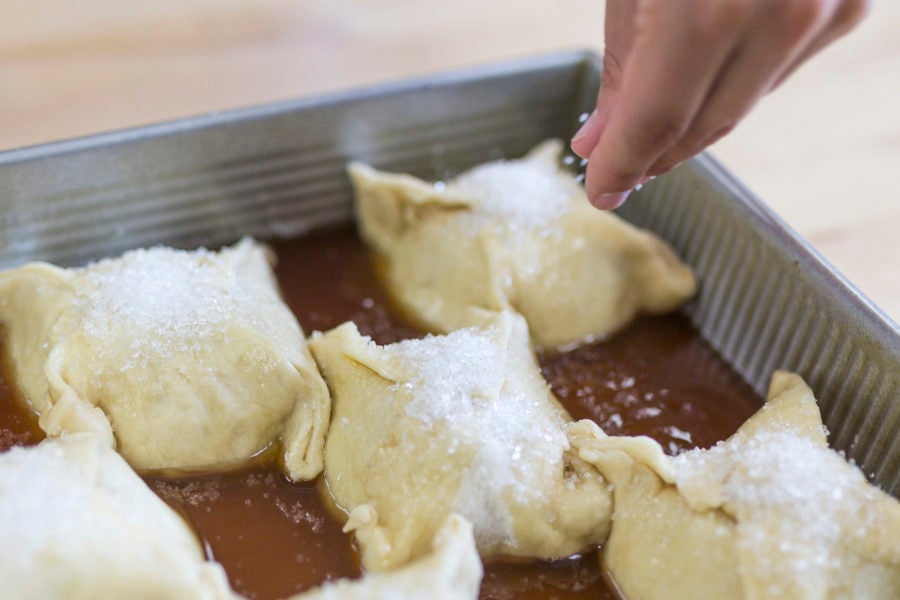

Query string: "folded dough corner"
[[571, 371, 900, 600], [349, 139, 697, 350], [0, 238, 329, 479], [292, 514, 482, 600]]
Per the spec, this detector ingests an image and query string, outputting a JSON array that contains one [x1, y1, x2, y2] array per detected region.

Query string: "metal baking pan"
[[1, 50, 897, 496]]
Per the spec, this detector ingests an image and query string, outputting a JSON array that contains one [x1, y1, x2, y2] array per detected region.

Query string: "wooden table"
[[3, 0, 898, 322]]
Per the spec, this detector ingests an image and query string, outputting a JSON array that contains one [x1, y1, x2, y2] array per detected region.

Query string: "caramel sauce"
[[0, 224, 763, 599], [273, 225, 420, 345], [0, 352, 44, 453], [540, 316, 761, 455], [480, 552, 618, 600], [143, 455, 360, 600]]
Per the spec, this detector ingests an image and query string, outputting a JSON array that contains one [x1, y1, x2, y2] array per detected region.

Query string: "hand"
[[571, 0, 870, 209]]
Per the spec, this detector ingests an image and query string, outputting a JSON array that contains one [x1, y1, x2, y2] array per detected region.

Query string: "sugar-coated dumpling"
[[0, 238, 329, 479], [571, 371, 900, 600], [309, 311, 612, 572], [293, 515, 481, 600], [349, 140, 696, 349], [0, 435, 238, 600]]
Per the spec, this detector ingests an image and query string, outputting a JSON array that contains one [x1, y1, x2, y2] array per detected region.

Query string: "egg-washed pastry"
[[0, 435, 237, 600], [0, 238, 329, 479], [349, 140, 696, 349], [309, 311, 612, 572], [294, 514, 481, 600], [571, 371, 900, 600]]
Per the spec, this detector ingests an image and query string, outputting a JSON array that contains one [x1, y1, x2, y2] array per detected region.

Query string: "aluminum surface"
[[1, 50, 897, 495]]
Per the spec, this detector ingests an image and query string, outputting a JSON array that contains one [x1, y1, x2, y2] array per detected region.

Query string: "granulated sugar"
[[274, 496, 326, 533], [151, 479, 222, 509], [0, 438, 206, 593], [450, 157, 578, 226], [78, 247, 248, 335], [1, 442, 101, 562], [675, 430, 879, 594], [72, 241, 268, 372], [387, 321, 568, 545]]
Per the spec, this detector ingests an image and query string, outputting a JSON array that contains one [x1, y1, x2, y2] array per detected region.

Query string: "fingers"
[[771, 0, 872, 89], [571, 91, 614, 159], [572, 0, 639, 159], [584, 0, 743, 207], [576, 0, 870, 210], [647, 0, 840, 176]]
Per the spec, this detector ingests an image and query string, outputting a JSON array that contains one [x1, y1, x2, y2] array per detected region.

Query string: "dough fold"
[[309, 311, 612, 571], [293, 514, 481, 600], [0, 435, 237, 600], [571, 371, 900, 600], [349, 140, 696, 349], [0, 238, 329, 479]]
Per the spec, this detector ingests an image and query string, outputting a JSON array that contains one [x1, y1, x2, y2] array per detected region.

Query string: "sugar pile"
[[0, 439, 205, 589], [78, 246, 252, 336], [675, 429, 879, 595], [449, 156, 579, 227], [0, 441, 120, 563], [73, 243, 265, 370], [387, 322, 569, 545]]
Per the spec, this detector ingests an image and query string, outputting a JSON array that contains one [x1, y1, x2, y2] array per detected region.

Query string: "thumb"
[[571, 0, 636, 158], [571, 84, 616, 159]]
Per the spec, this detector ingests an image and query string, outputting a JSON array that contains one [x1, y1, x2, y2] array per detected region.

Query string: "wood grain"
[[2, 0, 897, 322]]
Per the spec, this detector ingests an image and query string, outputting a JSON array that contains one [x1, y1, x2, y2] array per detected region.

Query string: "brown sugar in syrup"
[[0, 225, 762, 600]]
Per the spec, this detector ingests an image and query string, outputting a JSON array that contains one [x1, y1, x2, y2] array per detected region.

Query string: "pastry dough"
[[309, 311, 612, 572], [294, 515, 481, 600], [0, 435, 237, 600], [0, 239, 329, 479], [571, 371, 900, 600], [349, 140, 696, 349]]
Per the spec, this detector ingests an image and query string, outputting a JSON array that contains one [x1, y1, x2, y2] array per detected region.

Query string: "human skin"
[[571, 0, 871, 209]]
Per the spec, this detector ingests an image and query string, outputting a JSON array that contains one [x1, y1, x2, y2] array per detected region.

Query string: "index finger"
[[585, 2, 744, 208]]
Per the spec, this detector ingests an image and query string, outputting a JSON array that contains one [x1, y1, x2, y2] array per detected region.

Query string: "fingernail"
[[572, 109, 615, 159], [590, 190, 631, 210], [572, 110, 597, 143]]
